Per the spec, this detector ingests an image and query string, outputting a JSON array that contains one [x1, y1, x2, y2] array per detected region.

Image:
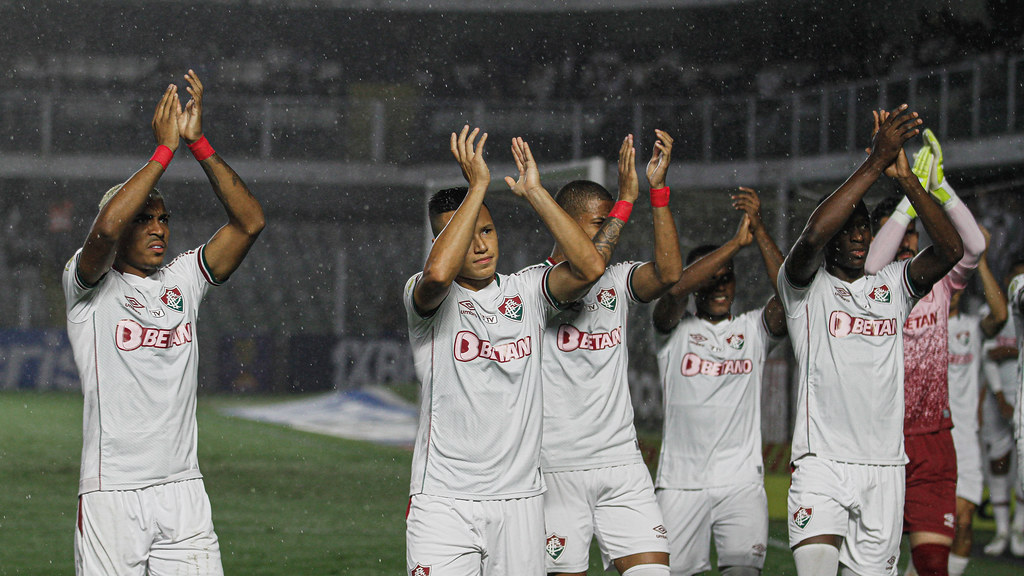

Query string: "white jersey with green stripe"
[[1009, 274, 1024, 440], [540, 260, 645, 473], [779, 260, 919, 465], [63, 246, 219, 495], [404, 265, 560, 500]]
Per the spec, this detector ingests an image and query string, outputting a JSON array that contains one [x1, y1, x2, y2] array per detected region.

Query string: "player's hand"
[[177, 69, 204, 144], [617, 135, 639, 204], [870, 109, 913, 179], [731, 187, 764, 233], [645, 129, 673, 189], [732, 213, 754, 248], [868, 104, 921, 169], [152, 84, 181, 151], [504, 137, 543, 198], [450, 125, 490, 190]]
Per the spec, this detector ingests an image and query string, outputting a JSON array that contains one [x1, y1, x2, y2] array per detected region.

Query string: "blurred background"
[[1, 0, 1022, 445]]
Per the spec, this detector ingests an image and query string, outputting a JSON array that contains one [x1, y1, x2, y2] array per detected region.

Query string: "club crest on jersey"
[[499, 294, 524, 322], [160, 286, 184, 313], [546, 534, 566, 560], [868, 284, 891, 303], [955, 331, 970, 347], [597, 288, 617, 311], [726, 333, 745, 350], [411, 564, 431, 576], [793, 506, 813, 529], [124, 296, 144, 310]]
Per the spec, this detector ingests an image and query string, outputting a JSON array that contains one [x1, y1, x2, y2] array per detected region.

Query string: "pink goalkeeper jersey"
[[902, 273, 966, 435]]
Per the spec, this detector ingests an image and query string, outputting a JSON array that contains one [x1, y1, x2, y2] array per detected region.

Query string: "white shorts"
[[406, 493, 544, 576], [656, 482, 768, 575], [981, 391, 1016, 459], [542, 462, 668, 573], [74, 479, 222, 576], [788, 457, 904, 576], [951, 422, 984, 505]]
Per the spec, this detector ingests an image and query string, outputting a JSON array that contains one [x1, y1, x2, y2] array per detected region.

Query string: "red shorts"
[[903, 429, 957, 537]]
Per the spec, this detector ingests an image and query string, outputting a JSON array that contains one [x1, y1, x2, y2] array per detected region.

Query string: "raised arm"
[[590, 135, 640, 263], [77, 84, 181, 286], [784, 105, 922, 286], [414, 126, 491, 314], [504, 138, 604, 305], [977, 227, 1008, 338], [652, 213, 752, 333], [732, 187, 787, 336], [178, 71, 265, 283], [630, 129, 683, 302]]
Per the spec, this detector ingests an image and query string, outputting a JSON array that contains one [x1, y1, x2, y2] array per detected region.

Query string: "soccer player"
[[404, 127, 605, 576], [864, 128, 986, 576], [1009, 267, 1024, 534], [778, 105, 963, 576], [652, 187, 787, 576], [540, 131, 682, 576], [64, 72, 265, 575], [980, 258, 1024, 557], [945, 226, 1007, 576]]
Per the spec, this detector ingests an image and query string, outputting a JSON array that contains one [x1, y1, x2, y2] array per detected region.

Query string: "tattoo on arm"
[[592, 217, 625, 263]]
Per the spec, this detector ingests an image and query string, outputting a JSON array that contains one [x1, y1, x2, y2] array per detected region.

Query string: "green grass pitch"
[[1, 391, 1021, 575]]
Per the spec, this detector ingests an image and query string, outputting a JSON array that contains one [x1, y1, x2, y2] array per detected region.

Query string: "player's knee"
[[720, 566, 760, 576], [620, 564, 670, 576], [911, 542, 951, 576]]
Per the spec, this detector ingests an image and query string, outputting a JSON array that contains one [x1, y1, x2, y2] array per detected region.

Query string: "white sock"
[[721, 566, 760, 576], [991, 474, 1012, 534], [948, 553, 969, 576], [793, 543, 840, 576], [1014, 495, 1024, 532], [621, 564, 670, 576], [904, 557, 918, 576]]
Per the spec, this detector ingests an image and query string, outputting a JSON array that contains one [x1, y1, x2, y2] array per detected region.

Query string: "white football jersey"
[[982, 303, 1018, 398], [404, 266, 559, 499], [947, 313, 983, 439], [1009, 274, 1024, 439], [63, 246, 218, 495], [654, 309, 775, 488], [778, 260, 919, 465], [541, 261, 644, 472]]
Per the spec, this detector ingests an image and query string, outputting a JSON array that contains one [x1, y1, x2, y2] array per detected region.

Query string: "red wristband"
[[650, 186, 670, 208], [608, 200, 634, 222], [187, 135, 215, 162], [149, 145, 174, 171]]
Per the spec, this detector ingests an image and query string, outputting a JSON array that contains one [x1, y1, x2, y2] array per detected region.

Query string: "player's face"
[[694, 262, 735, 322], [448, 206, 498, 289], [114, 196, 170, 277], [826, 210, 872, 279], [577, 197, 616, 240]]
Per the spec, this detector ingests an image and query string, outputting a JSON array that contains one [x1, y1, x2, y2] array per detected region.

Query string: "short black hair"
[[553, 180, 614, 219], [870, 195, 903, 233], [428, 187, 488, 235], [686, 244, 721, 266]]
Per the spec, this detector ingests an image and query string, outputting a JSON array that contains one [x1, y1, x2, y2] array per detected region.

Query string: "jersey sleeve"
[[889, 259, 924, 318], [777, 256, 812, 319], [166, 245, 218, 305], [403, 272, 437, 338], [63, 249, 100, 323], [1009, 273, 1024, 313]]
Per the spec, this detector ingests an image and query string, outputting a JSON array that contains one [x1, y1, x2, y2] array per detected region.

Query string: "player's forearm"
[[648, 206, 683, 288], [200, 155, 265, 238], [899, 174, 963, 266], [801, 159, 884, 249], [864, 216, 905, 274], [652, 292, 686, 333], [978, 257, 1007, 338], [753, 225, 784, 293], [592, 215, 626, 264], [422, 187, 487, 286], [946, 201, 984, 266], [670, 238, 742, 297], [524, 186, 604, 283]]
